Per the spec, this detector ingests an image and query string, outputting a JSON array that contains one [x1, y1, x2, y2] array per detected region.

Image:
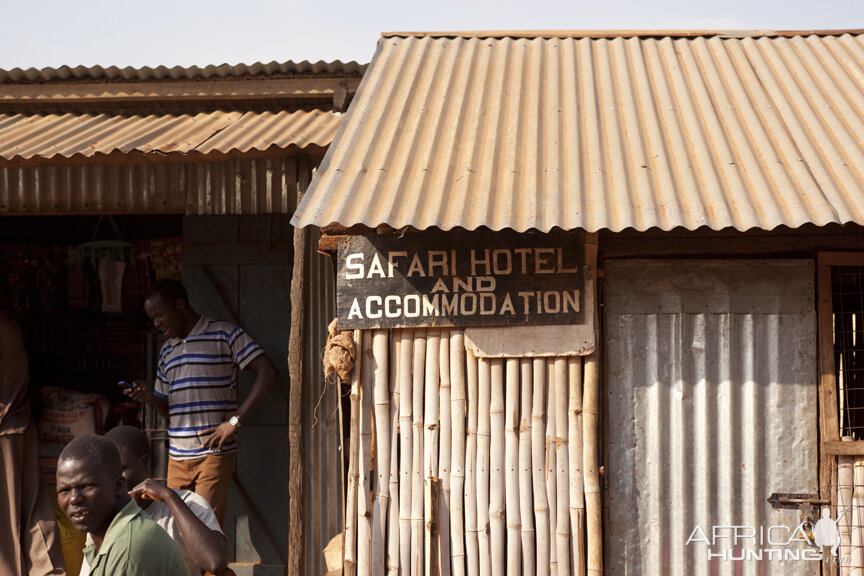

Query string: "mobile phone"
[[117, 381, 135, 390]]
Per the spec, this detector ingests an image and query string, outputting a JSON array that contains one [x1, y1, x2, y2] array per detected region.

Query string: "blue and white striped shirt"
[[153, 317, 264, 460]]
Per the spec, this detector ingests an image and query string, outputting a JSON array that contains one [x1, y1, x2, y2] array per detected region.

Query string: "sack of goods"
[[37, 386, 110, 443]]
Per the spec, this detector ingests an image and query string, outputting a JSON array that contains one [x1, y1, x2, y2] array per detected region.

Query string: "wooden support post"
[[287, 169, 309, 576], [818, 257, 840, 576]]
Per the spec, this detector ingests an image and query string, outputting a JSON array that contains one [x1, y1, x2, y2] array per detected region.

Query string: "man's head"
[[144, 279, 196, 340], [104, 426, 151, 497], [56, 435, 128, 542]]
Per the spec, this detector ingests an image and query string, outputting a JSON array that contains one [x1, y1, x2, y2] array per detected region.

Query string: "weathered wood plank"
[[817, 260, 839, 576], [822, 441, 864, 456]]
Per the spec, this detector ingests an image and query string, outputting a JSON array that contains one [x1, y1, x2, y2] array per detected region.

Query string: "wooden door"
[[184, 214, 293, 576]]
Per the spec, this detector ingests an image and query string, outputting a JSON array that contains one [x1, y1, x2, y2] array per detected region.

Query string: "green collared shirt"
[[83, 499, 188, 576]]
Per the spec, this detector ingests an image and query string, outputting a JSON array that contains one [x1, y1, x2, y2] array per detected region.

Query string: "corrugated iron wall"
[[303, 224, 343, 576], [605, 259, 818, 575], [0, 156, 316, 215]]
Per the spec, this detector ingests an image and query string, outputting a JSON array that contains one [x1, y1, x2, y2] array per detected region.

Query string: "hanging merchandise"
[[77, 215, 136, 271], [76, 216, 135, 313], [137, 237, 183, 282], [98, 257, 125, 313]]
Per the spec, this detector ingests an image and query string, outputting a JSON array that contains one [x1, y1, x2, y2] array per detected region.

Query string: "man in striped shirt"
[[126, 279, 278, 525]]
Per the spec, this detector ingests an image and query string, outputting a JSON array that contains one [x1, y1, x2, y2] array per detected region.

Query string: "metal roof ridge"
[[381, 29, 864, 39], [0, 60, 368, 84]]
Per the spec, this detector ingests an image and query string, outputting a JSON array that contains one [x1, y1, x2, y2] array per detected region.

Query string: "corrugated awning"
[[292, 31, 864, 232], [0, 109, 341, 160], [0, 60, 366, 83]]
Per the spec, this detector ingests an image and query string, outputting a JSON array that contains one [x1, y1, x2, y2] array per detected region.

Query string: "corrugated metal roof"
[[292, 32, 864, 232], [0, 60, 366, 83], [0, 110, 340, 160]]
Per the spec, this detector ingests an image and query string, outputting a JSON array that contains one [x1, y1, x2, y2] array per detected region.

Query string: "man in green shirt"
[[56, 434, 188, 576]]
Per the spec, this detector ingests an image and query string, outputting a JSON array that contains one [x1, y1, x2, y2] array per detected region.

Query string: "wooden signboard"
[[336, 230, 585, 329]]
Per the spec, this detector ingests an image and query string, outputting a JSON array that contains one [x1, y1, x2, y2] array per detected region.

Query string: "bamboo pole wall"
[[841, 455, 864, 574], [343, 328, 601, 575]]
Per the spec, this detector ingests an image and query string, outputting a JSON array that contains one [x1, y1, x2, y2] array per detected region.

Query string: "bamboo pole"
[[504, 358, 522, 576], [412, 330, 427, 576], [338, 338, 347, 576], [427, 478, 441, 576], [465, 350, 480, 576], [344, 330, 363, 576], [489, 359, 506, 576], [853, 457, 864, 575], [399, 330, 415, 574], [554, 358, 570, 576], [840, 451, 853, 575], [439, 330, 453, 576], [371, 330, 390, 576], [477, 358, 492, 576], [583, 353, 602, 576], [568, 358, 585, 576], [387, 332, 401, 576], [546, 360, 558, 575], [532, 358, 550, 576], [425, 329, 442, 576], [519, 359, 536, 576], [450, 330, 468, 576], [357, 332, 374, 576]]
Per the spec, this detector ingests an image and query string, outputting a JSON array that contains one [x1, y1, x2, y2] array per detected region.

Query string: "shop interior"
[[1, 213, 183, 458]]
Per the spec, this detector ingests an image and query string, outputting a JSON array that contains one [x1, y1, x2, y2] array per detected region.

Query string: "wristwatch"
[[228, 415, 241, 427]]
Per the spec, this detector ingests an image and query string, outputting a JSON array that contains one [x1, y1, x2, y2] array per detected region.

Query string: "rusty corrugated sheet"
[[291, 32, 864, 232], [0, 157, 310, 214], [0, 110, 340, 160], [605, 259, 818, 575], [303, 225, 342, 576], [0, 60, 366, 83], [195, 111, 340, 155]]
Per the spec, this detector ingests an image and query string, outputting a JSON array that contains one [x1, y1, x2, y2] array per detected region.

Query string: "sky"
[[2, 0, 864, 70]]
